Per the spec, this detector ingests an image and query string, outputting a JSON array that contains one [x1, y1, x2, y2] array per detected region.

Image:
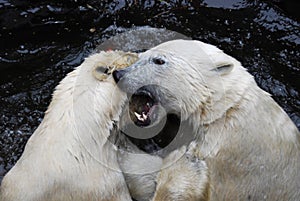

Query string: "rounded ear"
[[93, 66, 109, 81], [212, 63, 234, 75], [95, 66, 109, 74], [199, 42, 234, 76], [92, 51, 139, 81]]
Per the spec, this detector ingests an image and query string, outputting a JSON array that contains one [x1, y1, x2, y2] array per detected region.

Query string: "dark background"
[[0, 0, 299, 181]]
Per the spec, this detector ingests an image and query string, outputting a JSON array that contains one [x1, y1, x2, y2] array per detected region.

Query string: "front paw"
[[152, 141, 210, 201]]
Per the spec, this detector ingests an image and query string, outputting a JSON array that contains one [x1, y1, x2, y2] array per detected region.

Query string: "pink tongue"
[[144, 103, 151, 113]]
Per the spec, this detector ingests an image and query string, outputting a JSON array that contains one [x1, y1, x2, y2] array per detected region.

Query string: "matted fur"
[[113, 40, 300, 201], [0, 51, 138, 201], [152, 142, 210, 201]]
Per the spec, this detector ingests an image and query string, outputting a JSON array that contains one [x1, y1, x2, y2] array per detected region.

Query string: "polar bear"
[[113, 40, 300, 201], [0, 51, 140, 201]]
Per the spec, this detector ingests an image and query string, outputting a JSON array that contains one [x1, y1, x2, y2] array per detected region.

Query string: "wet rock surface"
[[0, 0, 299, 181]]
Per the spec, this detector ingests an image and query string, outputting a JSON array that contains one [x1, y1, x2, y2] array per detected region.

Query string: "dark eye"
[[152, 58, 165, 65]]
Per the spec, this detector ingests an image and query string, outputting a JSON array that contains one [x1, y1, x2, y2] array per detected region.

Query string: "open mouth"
[[118, 86, 184, 154], [129, 89, 158, 127]]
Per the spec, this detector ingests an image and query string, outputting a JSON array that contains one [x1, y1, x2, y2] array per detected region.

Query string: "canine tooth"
[[142, 113, 148, 120], [134, 112, 143, 121], [134, 112, 140, 117]]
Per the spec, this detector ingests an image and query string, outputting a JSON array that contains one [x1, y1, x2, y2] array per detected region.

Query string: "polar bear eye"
[[152, 58, 165, 65]]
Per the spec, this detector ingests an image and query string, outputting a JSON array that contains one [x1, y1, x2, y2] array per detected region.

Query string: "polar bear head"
[[112, 40, 256, 155], [113, 40, 252, 130]]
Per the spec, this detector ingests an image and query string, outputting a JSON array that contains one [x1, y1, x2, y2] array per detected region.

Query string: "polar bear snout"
[[112, 68, 127, 83], [112, 65, 140, 94]]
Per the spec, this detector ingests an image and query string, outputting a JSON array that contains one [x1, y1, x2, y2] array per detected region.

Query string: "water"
[[0, 0, 299, 181]]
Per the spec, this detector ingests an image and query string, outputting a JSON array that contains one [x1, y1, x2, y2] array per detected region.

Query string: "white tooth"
[[134, 112, 143, 121], [142, 113, 148, 120]]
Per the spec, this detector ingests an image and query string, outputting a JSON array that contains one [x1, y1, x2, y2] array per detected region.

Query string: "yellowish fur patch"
[[92, 51, 138, 81]]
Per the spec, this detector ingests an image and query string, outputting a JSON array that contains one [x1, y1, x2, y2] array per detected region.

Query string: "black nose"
[[112, 69, 126, 83]]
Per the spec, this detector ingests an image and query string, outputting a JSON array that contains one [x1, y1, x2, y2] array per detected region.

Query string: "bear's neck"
[[41, 66, 125, 163], [192, 80, 298, 158]]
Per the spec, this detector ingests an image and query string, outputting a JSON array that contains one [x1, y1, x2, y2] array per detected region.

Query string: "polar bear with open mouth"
[[113, 39, 300, 201]]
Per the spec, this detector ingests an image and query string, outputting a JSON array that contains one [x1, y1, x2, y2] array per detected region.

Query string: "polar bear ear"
[[212, 63, 234, 76], [93, 66, 109, 81], [95, 66, 109, 74]]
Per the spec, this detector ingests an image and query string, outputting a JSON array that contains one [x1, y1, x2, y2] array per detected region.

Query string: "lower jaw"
[[123, 113, 181, 154]]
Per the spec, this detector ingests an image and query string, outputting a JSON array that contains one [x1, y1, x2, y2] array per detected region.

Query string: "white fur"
[[152, 142, 209, 201], [0, 52, 134, 201], [117, 40, 300, 201], [1, 40, 299, 201], [157, 40, 299, 200], [118, 151, 162, 201]]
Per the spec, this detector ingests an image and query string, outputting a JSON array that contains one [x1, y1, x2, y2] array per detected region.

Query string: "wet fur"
[[114, 40, 300, 201], [0, 51, 138, 201], [152, 142, 210, 201]]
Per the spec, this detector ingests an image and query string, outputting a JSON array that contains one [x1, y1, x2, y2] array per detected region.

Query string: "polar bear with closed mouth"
[[113, 39, 300, 201], [0, 51, 141, 201]]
